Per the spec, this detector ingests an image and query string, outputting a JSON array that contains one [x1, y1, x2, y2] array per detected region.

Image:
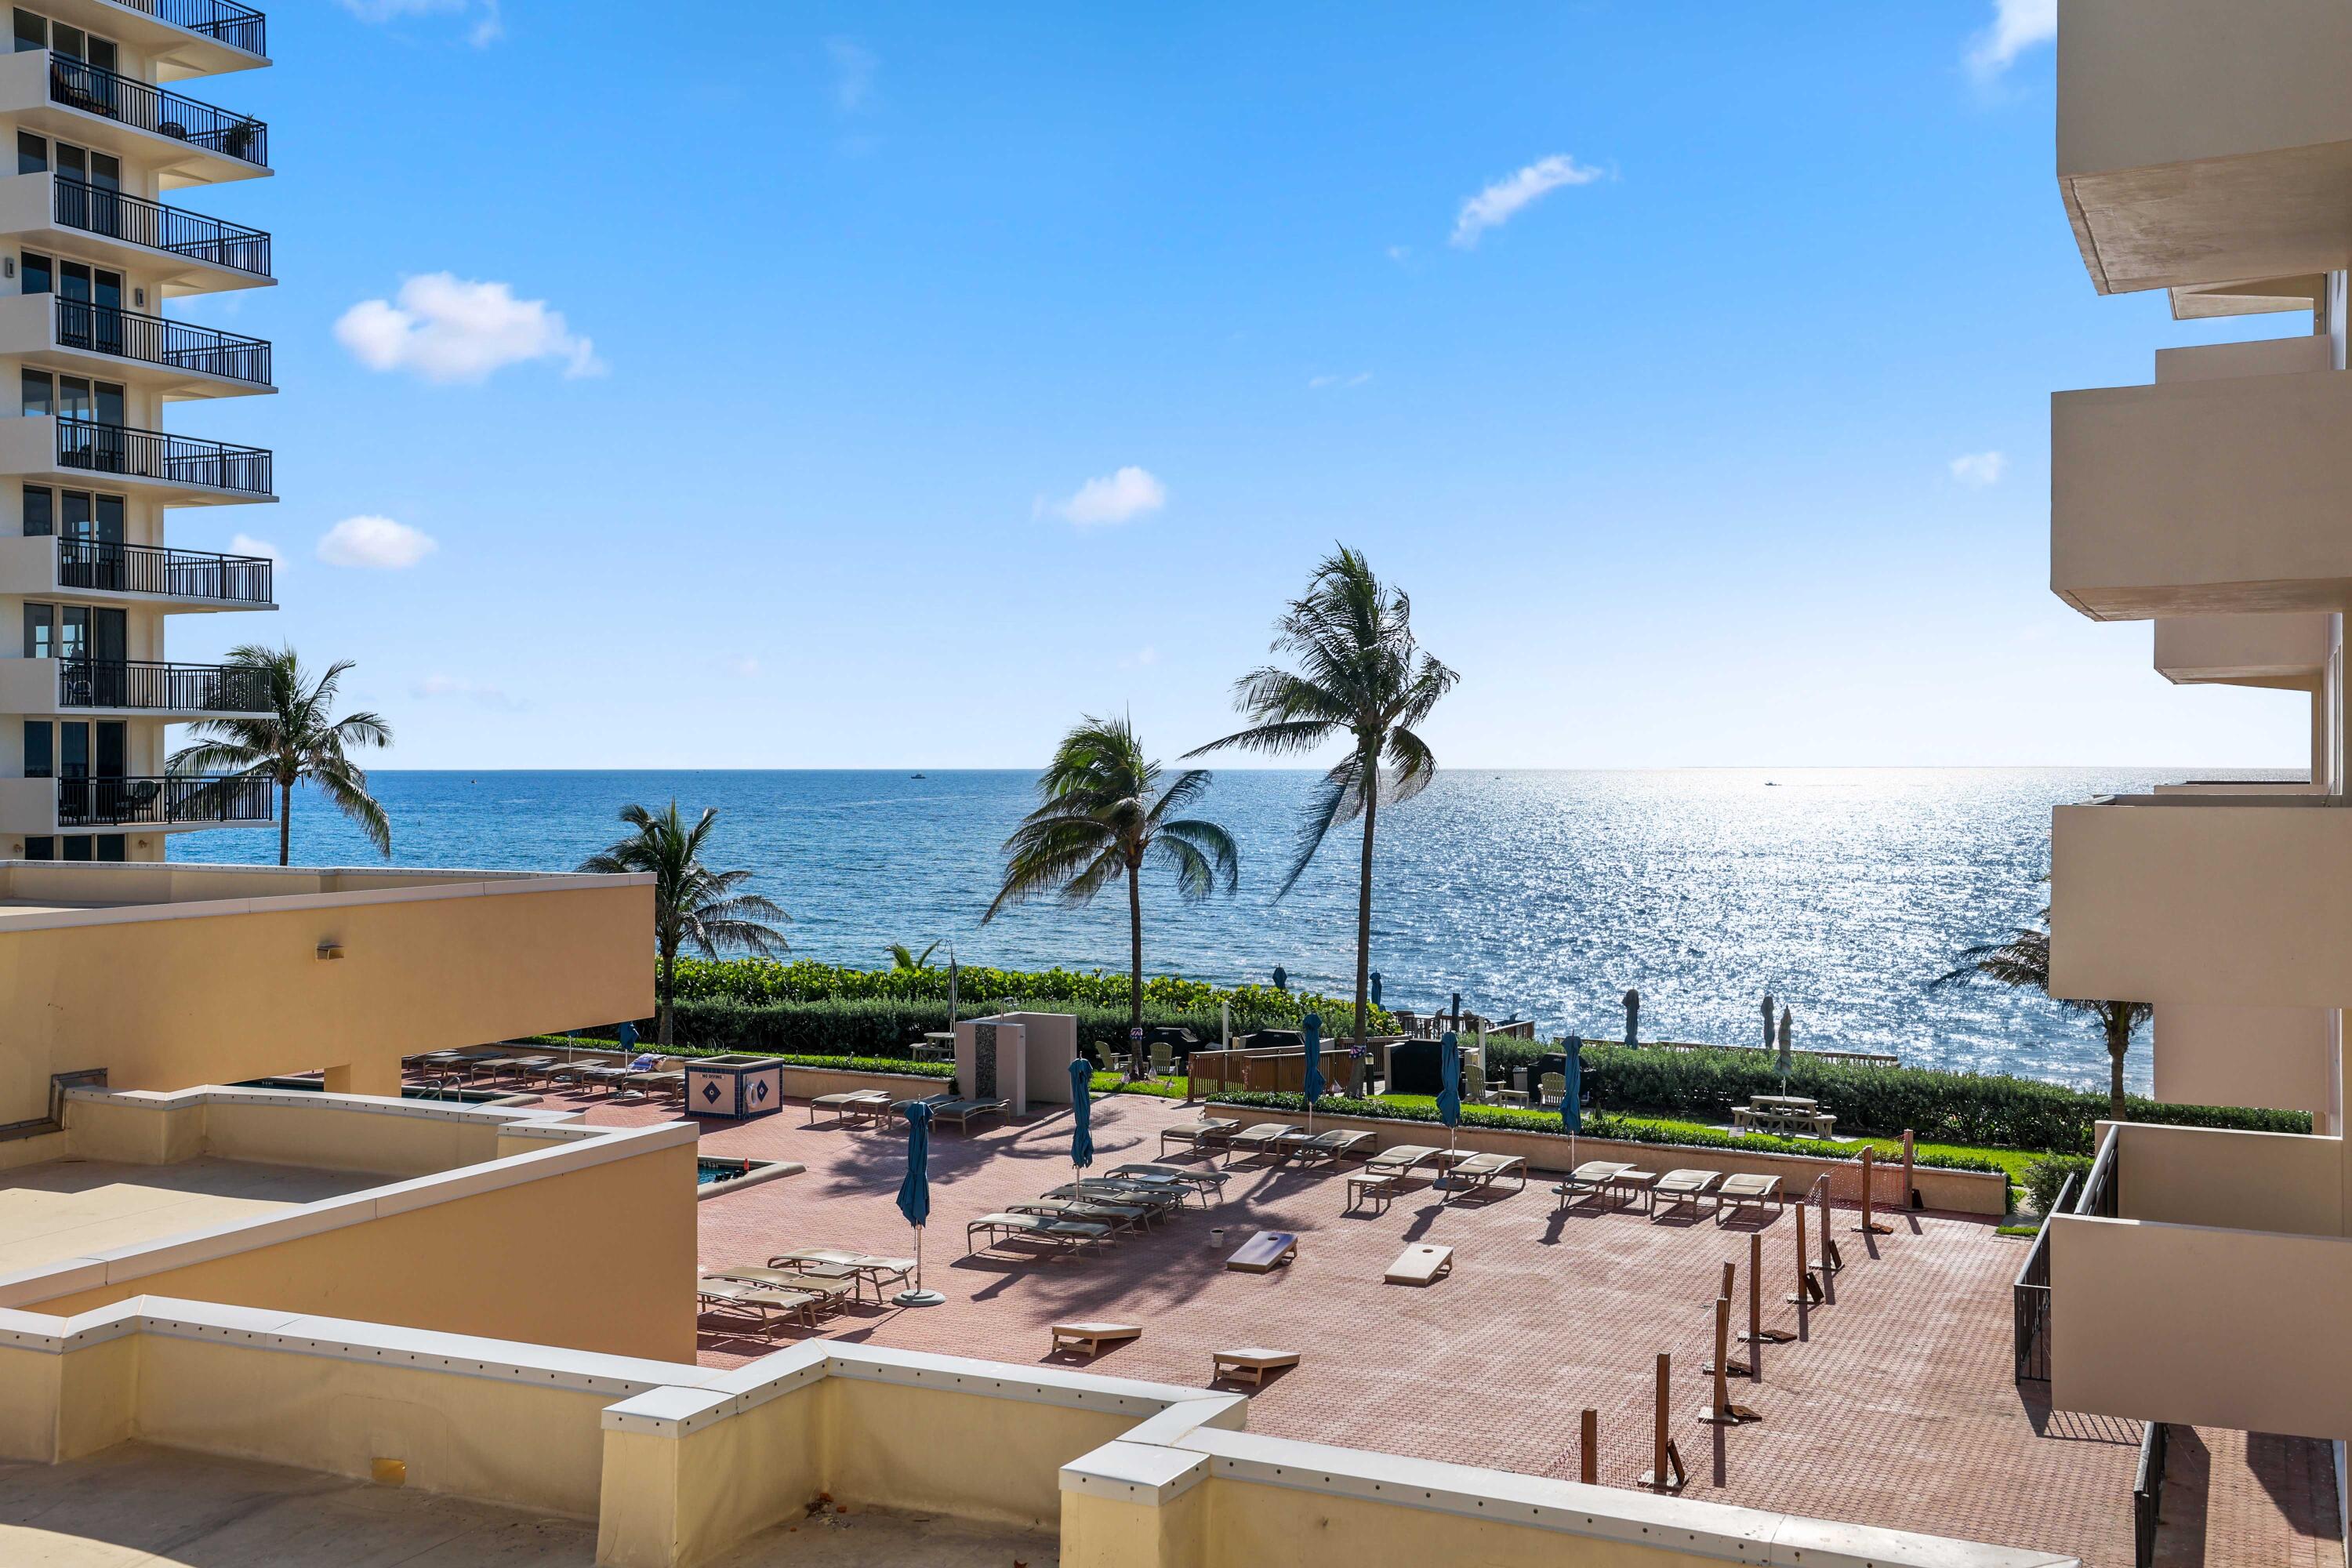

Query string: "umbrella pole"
[[895, 1225, 944, 1308]]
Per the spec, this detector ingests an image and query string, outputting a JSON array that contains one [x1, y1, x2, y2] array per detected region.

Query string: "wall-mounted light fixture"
[[132, 287, 145, 307], [4, 259, 15, 280], [316, 942, 343, 961]]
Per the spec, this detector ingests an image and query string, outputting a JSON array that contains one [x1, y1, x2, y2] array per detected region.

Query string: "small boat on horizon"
[[911, 772, 927, 779]]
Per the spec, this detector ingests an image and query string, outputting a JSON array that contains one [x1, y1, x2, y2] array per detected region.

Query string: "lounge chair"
[[1013, 1197, 1149, 1232], [695, 1276, 821, 1330], [1442, 1152, 1526, 1199], [1109, 1162, 1231, 1199], [808, 1089, 891, 1127], [1290, 1128, 1376, 1167], [1650, 1169, 1721, 1222], [965, 1212, 1110, 1255], [1365, 1143, 1445, 1177], [931, 1097, 1009, 1131], [1554, 1160, 1636, 1210], [1715, 1173, 1786, 1224], [1160, 1118, 1239, 1159], [1047, 1180, 1185, 1214], [767, 1248, 915, 1301], [1225, 1123, 1310, 1164]]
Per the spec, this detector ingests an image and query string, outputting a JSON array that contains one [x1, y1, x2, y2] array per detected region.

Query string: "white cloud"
[[1949, 451, 2009, 487], [1965, 0, 2056, 79], [1386, 245, 1411, 263], [724, 656, 760, 678], [337, 0, 501, 46], [227, 533, 281, 565], [412, 673, 523, 711], [1309, 371, 1373, 390], [1041, 466, 1167, 527], [318, 515, 438, 569], [826, 38, 877, 112], [1450, 154, 1605, 248], [335, 274, 602, 384]]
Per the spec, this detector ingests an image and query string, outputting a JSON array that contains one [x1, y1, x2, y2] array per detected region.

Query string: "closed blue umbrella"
[[1301, 1011, 1324, 1138], [1437, 1028, 1461, 1153], [893, 1100, 943, 1306], [1561, 1036, 1584, 1172], [1068, 1055, 1094, 1179]]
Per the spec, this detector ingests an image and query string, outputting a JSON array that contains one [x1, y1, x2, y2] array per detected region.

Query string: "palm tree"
[[1191, 546, 1457, 1051], [578, 802, 789, 1047], [984, 715, 1239, 1042], [1935, 907, 2151, 1120], [888, 939, 942, 971], [166, 644, 393, 867]]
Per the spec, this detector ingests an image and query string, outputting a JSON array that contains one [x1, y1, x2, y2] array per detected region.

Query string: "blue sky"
[[161, 0, 2309, 770]]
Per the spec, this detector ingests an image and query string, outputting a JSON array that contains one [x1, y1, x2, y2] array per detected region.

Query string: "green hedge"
[[1200, 1091, 2009, 1175], [522, 1037, 956, 1079], [633, 996, 1298, 1062], [662, 958, 1396, 1034], [1567, 1044, 2307, 1153], [2024, 1153, 2094, 1216]]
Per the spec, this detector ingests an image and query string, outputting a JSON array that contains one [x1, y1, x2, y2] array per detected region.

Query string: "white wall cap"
[[0, 1258, 106, 1308], [601, 1385, 739, 1436], [1060, 1439, 1210, 1503], [1119, 1395, 1249, 1446], [820, 1341, 1207, 1415]]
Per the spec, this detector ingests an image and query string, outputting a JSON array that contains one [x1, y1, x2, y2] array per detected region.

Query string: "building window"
[[95, 833, 122, 862], [20, 251, 47, 296], [12, 10, 42, 54], [22, 485, 49, 536], [20, 369, 49, 418], [21, 603, 49, 660], [24, 836, 52, 861], [61, 834, 89, 861], [23, 720, 49, 779], [16, 132, 42, 177]]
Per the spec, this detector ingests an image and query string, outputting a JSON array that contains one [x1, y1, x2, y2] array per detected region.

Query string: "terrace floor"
[[538, 1085, 2334, 1568], [0, 1443, 1059, 1566], [0, 1156, 388, 1276]]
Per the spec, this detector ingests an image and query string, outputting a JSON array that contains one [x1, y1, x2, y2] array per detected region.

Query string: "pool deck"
[[528, 1083, 2341, 1568], [0, 1155, 391, 1276]]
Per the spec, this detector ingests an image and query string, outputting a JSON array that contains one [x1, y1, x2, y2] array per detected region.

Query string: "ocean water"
[[168, 768, 2261, 1094]]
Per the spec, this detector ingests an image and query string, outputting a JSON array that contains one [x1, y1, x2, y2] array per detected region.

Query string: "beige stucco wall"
[[2052, 1214, 2352, 1439], [2111, 1121, 2344, 1236], [826, 1377, 1138, 1530], [2151, 1003, 2338, 1121], [2051, 801, 2352, 1008], [2153, 610, 2333, 684], [1201, 1479, 1730, 1568], [23, 1135, 697, 1360], [0, 877, 652, 1125], [2052, 372, 2352, 619]]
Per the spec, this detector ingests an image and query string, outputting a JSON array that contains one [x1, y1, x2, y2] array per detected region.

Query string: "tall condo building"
[[0, 0, 271, 865], [2044, 0, 2352, 1495]]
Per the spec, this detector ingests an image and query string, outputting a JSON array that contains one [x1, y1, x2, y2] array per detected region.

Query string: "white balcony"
[[0, 771, 270, 841], [0, 49, 269, 189], [0, 172, 270, 296], [2052, 368, 2352, 619], [0, 415, 272, 506], [0, 655, 270, 720], [41, 1, 267, 83], [2050, 1123, 2352, 1438], [0, 532, 274, 612], [2059, 0, 2352, 295], [0, 291, 271, 400]]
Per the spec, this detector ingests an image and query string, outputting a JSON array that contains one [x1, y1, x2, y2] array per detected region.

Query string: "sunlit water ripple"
[[170, 767, 2269, 1094]]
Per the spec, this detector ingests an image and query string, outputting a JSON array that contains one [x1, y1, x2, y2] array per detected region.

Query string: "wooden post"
[[1855, 1146, 1893, 1235], [1785, 1199, 1824, 1305], [1901, 1129, 1916, 1212], [1813, 1177, 1843, 1273], [1704, 1261, 1751, 1378], [1580, 1408, 1598, 1485], [1697, 1296, 1751, 1424], [1741, 1229, 1792, 1344], [1639, 1352, 1686, 1492]]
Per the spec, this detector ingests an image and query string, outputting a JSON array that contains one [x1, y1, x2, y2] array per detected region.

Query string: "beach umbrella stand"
[[892, 1099, 945, 1307]]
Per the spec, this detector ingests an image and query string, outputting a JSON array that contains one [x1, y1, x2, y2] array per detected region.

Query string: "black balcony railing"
[[57, 657, 268, 712], [54, 296, 270, 385], [59, 537, 272, 603], [52, 177, 271, 278], [55, 771, 270, 826], [47, 53, 268, 168], [2010, 1171, 2075, 1385], [55, 417, 272, 496], [125, 0, 267, 57]]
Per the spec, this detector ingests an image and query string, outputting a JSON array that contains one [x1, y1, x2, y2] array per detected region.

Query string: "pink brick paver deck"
[[544, 1085, 2339, 1568]]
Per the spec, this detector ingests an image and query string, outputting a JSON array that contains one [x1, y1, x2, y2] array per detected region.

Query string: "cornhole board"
[[1051, 1321, 1142, 1358], [1385, 1243, 1453, 1285], [1212, 1347, 1301, 1386], [1225, 1231, 1298, 1273]]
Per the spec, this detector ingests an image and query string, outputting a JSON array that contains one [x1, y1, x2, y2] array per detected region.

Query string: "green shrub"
[[2023, 1153, 2093, 1216], [661, 959, 1396, 1035], [1200, 1090, 2009, 1175], [1569, 1044, 2306, 1153]]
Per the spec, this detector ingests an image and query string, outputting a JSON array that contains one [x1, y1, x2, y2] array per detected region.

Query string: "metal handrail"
[[54, 772, 270, 826], [2132, 1421, 2169, 1567], [2074, 1125, 2120, 1217], [56, 657, 268, 712], [53, 295, 271, 385], [54, 416, 272, 496], [123, 0, 266, 56], [47, 53, 268, 167], [51, 176, 271, 278], [57, 536, 273, 603], [2010, 1171, 2075, 1385]]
